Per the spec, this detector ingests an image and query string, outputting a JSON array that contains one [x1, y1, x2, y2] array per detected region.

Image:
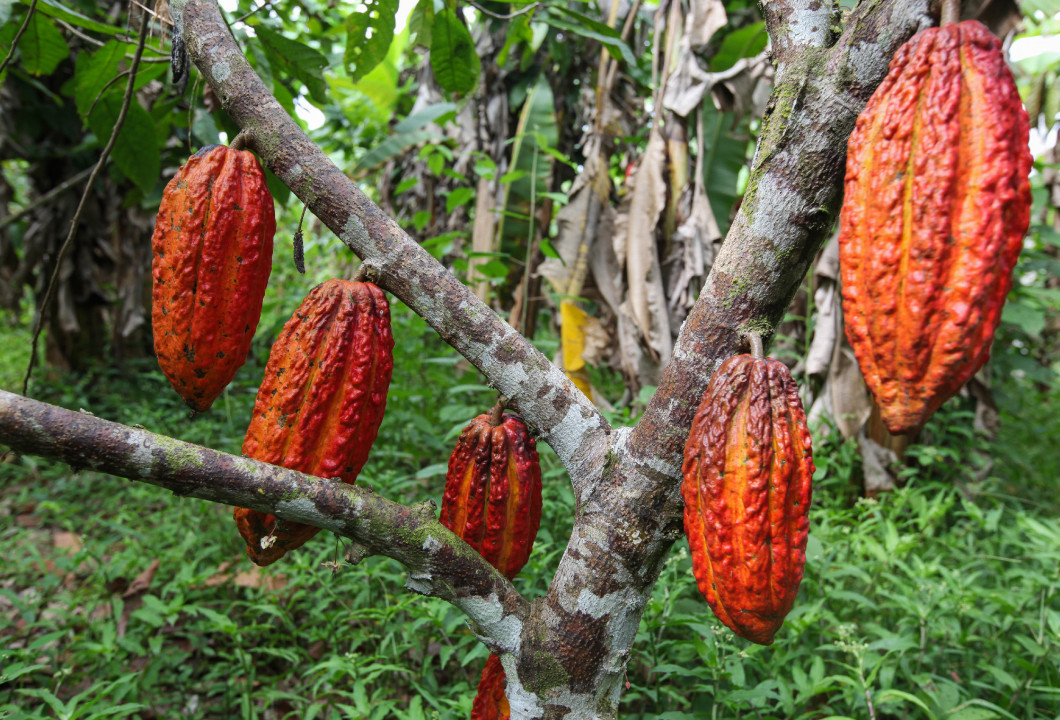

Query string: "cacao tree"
[[1, 0, 1033, 717]]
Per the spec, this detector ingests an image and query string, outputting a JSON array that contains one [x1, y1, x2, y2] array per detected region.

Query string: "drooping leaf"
[[430, 9, 478, 94], [699, 101, 747, 235], [74, 40, 128, 118], [254, 26, 329, 104], [19, 12, 68, 76], [88, 91, 159, 193], [408, 0, 434, 47], [344, 0, 398, 83], [494, 74, 557, 280], [543, 7, 636, 68], [710, 21, 767, 71], [394, 102, 456, 133], [34, 0, 122, 37], [353, 129, 440, 175]]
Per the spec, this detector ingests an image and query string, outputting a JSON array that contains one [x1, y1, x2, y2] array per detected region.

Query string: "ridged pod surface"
[[439, 413, 542, 579], [682, 355, 814, 645], [152, 145, 275, 412], [839, 20, 1032, 434], [233, 279, 394, 566], [470, 654, 510, 720]]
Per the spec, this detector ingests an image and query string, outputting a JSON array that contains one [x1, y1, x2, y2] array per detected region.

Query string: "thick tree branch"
[[169, 0, 610, 496], [0, 390, 528, 654], [762, 0, 839, 77]]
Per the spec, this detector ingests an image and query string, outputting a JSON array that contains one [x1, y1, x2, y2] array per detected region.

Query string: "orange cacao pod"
[[234, 279, 394, 566], [471, 654, 510, 720], [682, 354, 814, 645], [839, 20, 1032, 434], [152, 144, 275, 412], [440, 412, 542, 579]]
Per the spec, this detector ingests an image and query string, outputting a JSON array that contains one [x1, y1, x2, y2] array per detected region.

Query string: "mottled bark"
[[0, 390, 528, 653], [0, 0, 936, 717]]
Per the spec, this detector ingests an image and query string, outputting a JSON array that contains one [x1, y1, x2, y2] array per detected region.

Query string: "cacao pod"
[[152, 144, 275, 412], [233, 279, 394, 566], [682, 354, 814, 645], [471, 654, 510, 720], [839, 20, 1032, 435], [440, 412, 542, 579]]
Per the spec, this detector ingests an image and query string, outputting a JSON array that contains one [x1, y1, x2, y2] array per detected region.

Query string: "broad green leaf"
[[74, 40, 127, 118], [700, 100, 748, 235], [430, 9, 477, 94], [34, 0, 121, 37], [255, 26, 328, 104], [711, 21, 768, 71], [497, 14, 532, 67], [1002, 301, 1046, 339], [19, 12, 68, 76], [408, 0, 433, 47], [88, 91, 159, 193], [544, 7, 636, 68], [353, 129, 439, 174], [344, 0, 398, 83], [494, 74, 557, 277], [446, 186, 473, 212], [0, 0, 12, 26], [394, 102, 456, 133]]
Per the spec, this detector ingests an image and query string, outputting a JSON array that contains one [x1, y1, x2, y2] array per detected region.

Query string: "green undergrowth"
[[1, 304, 1058, 719]]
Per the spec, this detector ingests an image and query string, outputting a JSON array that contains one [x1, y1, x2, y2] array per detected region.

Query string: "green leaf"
[[430, 9, 477, 94], [446, 186, 474, 213], [497, 14, 532, 67], [254, 26, 329, 104], [74, 40, 128, 118], [0, 0, 12, 26], [19, 12, 68, 76], [1002, 301, 1046, 339], [34, 0, 122, 37], [711, 21, 768, 71], [408, 0, 434, 47], [393, 102, 456, 133], [88, 91, 159, 193], [544, 7, 636, 68], [353, 128, 439, 175], [699, 100, 748, 235], [344, 0, 398, 83]]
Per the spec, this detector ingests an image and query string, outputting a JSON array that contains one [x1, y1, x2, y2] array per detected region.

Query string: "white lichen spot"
[[129, 433, 155, 471], [276, 497, 329, 527], [421, 534, 442, 553], [289, 163, 302, 178], [502, 661, 545, 720], [341, 214, 369, 250], [546, 402, 601, 469], [458, 594, 504, 624], [212, 61, 231, 83], [405, 571, 433, 594]]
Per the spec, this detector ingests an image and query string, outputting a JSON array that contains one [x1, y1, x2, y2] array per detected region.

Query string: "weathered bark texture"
[[0, 0, 934, 717]]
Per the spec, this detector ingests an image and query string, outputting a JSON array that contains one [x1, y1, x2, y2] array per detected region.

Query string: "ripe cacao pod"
[[682, 354, 814, 645], [839, 20, 1032, 435], [152, 144, 275, 412], [440, 412, 542, 579], [471, 654, 510, 720], [233, 279, 394, 566]]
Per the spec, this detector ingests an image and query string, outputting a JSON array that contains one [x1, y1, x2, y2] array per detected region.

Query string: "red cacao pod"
[[234, 279, 394, 566], [471, 654, 510, 720], [839, 20, 1032, 435], [152, 144, 275, 412], [440, 413, 542, 579], [682, 354, 814, 645]]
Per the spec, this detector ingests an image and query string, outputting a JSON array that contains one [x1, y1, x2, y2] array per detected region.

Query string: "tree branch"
[[762, 0, 839, 78], [0, 389, 529, 654], [169, 0, 611, 496]]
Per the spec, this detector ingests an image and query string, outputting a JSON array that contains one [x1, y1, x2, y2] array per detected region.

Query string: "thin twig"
[[22, 11, 153, 396], [234, 1, 274, 24], [0, 168, 93, 232], [0, 0, 39, 80]]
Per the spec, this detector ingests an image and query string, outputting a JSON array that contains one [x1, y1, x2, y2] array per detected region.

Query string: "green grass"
[[1, 303, 1059, 719]]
